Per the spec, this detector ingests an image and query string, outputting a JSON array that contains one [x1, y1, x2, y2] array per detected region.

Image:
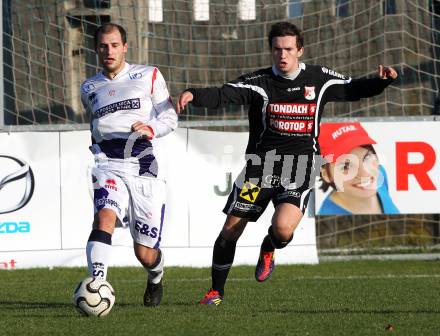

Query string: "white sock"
[[146, 250, 164, 284], [86, 240, 112, 279]]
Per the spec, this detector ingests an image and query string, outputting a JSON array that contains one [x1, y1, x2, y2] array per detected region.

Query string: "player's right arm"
[[177, 91, 194, 113], [176, 76, 256, 113]]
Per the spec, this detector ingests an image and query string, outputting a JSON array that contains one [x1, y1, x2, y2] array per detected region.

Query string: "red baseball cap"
[[318, 122, 376, 163]]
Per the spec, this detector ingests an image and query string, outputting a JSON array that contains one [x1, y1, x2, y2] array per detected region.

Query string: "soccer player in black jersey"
[[177, 21, 397, 305]]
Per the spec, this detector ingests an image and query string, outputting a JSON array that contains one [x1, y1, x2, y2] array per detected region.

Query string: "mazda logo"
[[0, 155, 35, 214]]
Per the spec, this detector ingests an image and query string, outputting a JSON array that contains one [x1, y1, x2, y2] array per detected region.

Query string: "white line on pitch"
[[114, 274, 440, 283]]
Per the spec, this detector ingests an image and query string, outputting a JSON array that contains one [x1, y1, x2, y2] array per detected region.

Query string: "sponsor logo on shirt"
[[321, 67, 346, 79], [129, 72, 143, 79], [95, 98, 141, 118], [270, 119, 313, 133], [268, 103, 316, 116], [104, 179, 117, 191], [267, 102, 316, 135], [82, 82, 95, 93], [304, 86, 316, 100], [269, 119, 314, 133]]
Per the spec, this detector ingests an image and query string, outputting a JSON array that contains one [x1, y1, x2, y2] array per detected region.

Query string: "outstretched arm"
[[378, 65, 398, 80], [325, 64, 398, 102], [176, 76, 257, 114], [177, 91, 194, 114]]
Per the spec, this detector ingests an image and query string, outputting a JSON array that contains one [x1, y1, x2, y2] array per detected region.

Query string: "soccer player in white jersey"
[[80, 23, 177, 307]]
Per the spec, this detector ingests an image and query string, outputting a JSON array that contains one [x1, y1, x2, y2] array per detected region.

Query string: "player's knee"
[[272, 222, 293, 241], [222, 227, 239, 241], [134, 245, 158, 267], [268, 226, 293, 249], [141, 254, 157, 267], [221, 216, 248, 241], [93, 209, 117, 233]]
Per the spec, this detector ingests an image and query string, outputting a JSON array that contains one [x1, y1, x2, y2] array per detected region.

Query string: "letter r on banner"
[[396, 142, 436, 191]]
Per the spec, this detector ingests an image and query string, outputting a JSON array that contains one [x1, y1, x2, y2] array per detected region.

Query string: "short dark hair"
[[94, 23, 127, 48], [268, 22, 304, 50]]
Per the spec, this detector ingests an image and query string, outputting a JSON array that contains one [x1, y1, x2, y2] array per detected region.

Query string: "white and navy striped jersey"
[[187, 63, 393, 155], [81, 63, 177, 178]]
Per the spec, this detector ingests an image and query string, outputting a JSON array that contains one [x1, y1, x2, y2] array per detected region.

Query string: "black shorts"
[[223, 153, 316, 222]]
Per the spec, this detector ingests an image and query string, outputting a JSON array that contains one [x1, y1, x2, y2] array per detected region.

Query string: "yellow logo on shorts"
[[239, 182, 261, 203]]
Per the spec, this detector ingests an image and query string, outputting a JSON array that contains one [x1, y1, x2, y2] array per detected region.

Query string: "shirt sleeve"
[[187, 75, 257, 108], [80, 82, 93, 127], [80, 83, 89, 110], [324, 75, 394, 102], [148, 68, 178, 138]]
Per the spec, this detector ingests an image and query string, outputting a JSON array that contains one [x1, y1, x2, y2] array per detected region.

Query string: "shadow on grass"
[[0, 300, 138, 309], [258, 308, 440, 315], [4, 301, 436, 315], [0, 300, 195, 310]]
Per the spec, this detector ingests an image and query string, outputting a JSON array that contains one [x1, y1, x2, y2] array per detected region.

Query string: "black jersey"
[[188, 64, 393, 155]]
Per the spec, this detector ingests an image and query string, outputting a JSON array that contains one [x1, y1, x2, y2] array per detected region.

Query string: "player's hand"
[[131, 121, 154, 140], [378, 65, 398, 80], [176, 91, 194, 114]]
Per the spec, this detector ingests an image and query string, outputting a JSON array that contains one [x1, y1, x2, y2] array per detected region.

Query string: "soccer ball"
[[73, 277, 115, 317]]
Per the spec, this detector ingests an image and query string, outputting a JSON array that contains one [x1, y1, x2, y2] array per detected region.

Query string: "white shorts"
[[92, 167, 166, 249]]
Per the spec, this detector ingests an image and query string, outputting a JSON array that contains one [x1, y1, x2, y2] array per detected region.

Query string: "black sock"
[[211, 234, 236, 296], [260, 234, 275, 253]]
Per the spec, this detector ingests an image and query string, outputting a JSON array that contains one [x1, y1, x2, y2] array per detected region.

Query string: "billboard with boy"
[[316, 121, 439, 215]]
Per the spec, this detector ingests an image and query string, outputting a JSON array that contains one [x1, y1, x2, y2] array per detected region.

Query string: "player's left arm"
[[351, 64, 397, 98], [132, 69, 178, 140], [325, 65, 398, 102], [377, 65, 398, 80]]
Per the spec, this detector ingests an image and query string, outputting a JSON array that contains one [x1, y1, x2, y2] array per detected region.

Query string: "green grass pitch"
[[1, 260, 440, 335]]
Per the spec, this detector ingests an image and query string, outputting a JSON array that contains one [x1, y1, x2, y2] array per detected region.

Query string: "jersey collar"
[[99, 62, 131, 80], [271, 63, 305, 80]]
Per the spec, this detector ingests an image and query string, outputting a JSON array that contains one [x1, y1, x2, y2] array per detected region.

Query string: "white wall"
[[0, 129, 318, 269]]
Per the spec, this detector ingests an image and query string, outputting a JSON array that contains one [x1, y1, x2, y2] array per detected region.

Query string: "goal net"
[[2, 0, 439, 253]]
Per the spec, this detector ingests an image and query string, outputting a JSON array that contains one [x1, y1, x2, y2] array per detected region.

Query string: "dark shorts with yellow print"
[[223, 153, 316, 222]]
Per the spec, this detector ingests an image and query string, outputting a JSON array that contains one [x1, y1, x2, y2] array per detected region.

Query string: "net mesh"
[[3, 0, 440, 124], [317, 214, 440, 253], [3, 0, 440, 253]]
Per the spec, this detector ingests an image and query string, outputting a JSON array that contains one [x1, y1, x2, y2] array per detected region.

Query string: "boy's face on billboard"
[[326, 146, 380, 199]]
